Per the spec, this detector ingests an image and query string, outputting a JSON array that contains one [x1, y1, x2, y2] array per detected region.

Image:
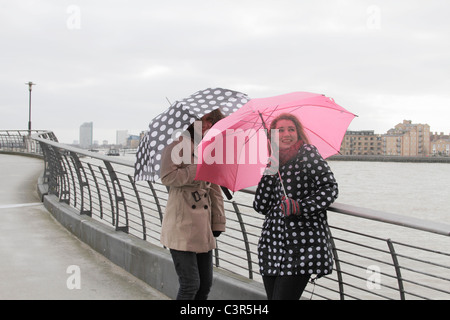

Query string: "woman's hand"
[[280, 196, 300, 217]]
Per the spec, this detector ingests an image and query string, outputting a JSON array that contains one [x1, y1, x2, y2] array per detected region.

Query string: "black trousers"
[[262, 274, 311, 300], [170, 249, 213, 300]]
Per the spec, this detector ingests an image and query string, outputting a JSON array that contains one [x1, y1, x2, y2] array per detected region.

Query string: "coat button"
[[192, 205, 196, 209], [204, 205, 208, 209]]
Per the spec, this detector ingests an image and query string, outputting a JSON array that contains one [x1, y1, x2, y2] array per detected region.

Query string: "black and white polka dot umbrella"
[[134, 88, 250, 182]]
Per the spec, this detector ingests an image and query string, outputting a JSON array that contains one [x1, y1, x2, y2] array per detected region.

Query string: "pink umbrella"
[[195, 92, 356, 192]]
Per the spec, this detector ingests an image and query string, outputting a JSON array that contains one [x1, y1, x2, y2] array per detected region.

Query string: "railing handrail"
[[32, 134, 133, 167], [30, 134, 450, 237], [331, 202, 450, 237], [0, 129, 47, 135]]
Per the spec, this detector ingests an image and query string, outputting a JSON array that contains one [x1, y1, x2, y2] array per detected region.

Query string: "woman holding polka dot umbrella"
[[134, 88, 248, 300], [134, 88, 249, 183]]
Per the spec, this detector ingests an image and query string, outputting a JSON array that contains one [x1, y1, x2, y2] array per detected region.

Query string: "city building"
[[116, 130, 128, 146], [79, 122, 93, 149], [341, 120, 443, 157], [382, 132, 403, 156], [340, 130, 383, 155], [384, 120, 430, 156], [127, 135, 140, 148], [431, 132, 450, 156]]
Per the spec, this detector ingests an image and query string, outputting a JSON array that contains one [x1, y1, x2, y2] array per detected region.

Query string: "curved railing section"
[[2, 130, 449, 300], [0, 130, 55, 156]]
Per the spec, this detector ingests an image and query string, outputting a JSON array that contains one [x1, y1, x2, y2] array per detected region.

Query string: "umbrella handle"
[[258, 111, 287, 198], [220, 186, 233, 200], [277, 171, 287, 199]]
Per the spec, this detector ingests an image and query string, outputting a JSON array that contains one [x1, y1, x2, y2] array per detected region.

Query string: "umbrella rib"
[[303, 126, 341, 155], [227, 116, 264, 131], [262, 104, 282, 124]]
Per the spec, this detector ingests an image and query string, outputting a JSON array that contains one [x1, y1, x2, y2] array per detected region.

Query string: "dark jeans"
[[262, 275, 311, 300], [170, 249, 213, 300]]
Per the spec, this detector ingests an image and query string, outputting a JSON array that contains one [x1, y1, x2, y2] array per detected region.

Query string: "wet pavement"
[[0, 153, 169, 300]]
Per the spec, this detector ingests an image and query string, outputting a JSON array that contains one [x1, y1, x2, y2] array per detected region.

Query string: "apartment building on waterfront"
[[382, 120, 430, 156], [340, 130, 382, 155], [431, 132, 450, 156], [341, 120, 448, 157]]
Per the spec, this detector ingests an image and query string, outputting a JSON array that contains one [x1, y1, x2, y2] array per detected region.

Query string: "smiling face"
[[275, 119, 299, 150]]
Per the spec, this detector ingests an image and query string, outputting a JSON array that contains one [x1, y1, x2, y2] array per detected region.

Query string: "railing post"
[[128, 175, 147, 240], [69, 152, 92, 216], [60, 151, 77, 207], [387, 239, 406, 300], [231, 201, 253, 279], [87, 163, 103, 219], [103, 161, 129, 233], [37, 142, 51, 199], [147, 181, 164, 224], [43, 145, 70, 204], [43, 144, 59, 197], [214, 246, 220, 268], [328, 227, 345, 300], [99, 167, 115, 226]]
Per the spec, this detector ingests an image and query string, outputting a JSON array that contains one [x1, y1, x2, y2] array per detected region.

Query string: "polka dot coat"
[[253, 144, 338, 278]]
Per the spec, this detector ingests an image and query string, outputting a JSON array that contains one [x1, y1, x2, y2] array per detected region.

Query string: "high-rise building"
[[79, 122, 93, 148], [116, 130, 128, 146], [340, 130, 383, 155]]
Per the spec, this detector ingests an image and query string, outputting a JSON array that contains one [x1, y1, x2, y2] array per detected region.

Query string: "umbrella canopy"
[[134, 88, 249, 182], [195, 91, 356, 192]]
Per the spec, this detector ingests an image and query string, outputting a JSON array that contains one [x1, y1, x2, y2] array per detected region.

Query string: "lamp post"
[[26, 81, 36, 135]]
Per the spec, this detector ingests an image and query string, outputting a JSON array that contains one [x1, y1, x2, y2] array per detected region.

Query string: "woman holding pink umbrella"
[[253, 113, 339, 300]]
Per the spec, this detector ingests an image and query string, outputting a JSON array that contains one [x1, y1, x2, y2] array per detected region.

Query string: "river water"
[[326, 160, 450, 225]]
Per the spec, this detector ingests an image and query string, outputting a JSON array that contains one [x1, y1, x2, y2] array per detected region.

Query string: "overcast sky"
[[1, 0, 449, 143]]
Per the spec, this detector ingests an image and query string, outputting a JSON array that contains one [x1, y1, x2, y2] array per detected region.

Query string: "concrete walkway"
[[0, 153, 169, 300]]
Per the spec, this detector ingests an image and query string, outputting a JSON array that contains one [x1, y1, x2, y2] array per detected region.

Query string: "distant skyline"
[[1, 1, 449, 143], [70, 117, 447, 147]]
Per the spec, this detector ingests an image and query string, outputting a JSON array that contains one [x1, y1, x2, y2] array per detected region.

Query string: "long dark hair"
[[269, 113, 310, 144], [187, 108, 224, 141]]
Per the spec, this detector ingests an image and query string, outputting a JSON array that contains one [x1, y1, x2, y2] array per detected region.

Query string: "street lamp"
[[26, 81, 36, 135]]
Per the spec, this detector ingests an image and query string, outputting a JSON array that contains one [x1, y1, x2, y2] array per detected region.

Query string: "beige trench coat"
[[160, 135, 226, 253]]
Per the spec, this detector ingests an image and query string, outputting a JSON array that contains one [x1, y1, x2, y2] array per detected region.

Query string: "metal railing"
[[0, 130, 53, 155], [3, 130, 449, 299]]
